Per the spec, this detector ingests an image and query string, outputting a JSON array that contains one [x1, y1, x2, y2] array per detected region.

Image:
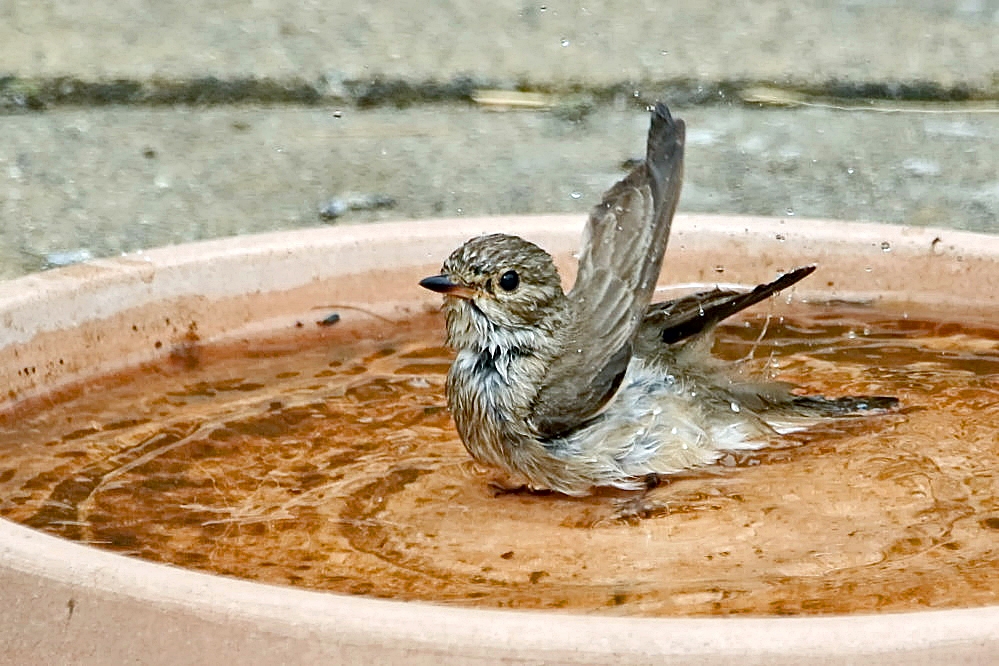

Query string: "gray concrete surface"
[[3, 0, 999, 87], [1, 1, 998, 279], [4, 105, 996, 279]]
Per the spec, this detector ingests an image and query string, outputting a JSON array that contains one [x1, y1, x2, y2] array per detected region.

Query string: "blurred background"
[[1, 0, 998, 279]]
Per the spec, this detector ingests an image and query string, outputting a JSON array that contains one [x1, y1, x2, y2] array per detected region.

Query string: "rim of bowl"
[[3, 214, 999, 664]]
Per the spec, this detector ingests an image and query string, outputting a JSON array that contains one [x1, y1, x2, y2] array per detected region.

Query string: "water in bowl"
[[2, 302, 998, 616]]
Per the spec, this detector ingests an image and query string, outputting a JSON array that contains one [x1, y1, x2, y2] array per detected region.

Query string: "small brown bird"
[[420, 102, 896, 496]]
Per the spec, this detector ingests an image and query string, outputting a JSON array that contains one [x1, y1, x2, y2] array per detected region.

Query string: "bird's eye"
[[498, 270, 520, 291]]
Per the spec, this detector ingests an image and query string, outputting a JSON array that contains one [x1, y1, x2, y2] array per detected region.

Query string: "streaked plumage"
[[420, 102, 896, 496]]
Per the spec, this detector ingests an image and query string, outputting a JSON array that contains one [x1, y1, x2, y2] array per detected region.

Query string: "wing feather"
[[634, 265, 817, 355], [528, 103, 685, 438]]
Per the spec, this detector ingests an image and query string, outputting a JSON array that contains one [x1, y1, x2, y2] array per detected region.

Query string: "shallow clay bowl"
[[2, 214, 999, 664]]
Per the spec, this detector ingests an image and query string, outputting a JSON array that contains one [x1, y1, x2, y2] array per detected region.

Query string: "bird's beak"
[[419, 274, 477, 300]]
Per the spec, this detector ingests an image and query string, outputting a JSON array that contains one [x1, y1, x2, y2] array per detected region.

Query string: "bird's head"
[[419, 233, 567, 351]]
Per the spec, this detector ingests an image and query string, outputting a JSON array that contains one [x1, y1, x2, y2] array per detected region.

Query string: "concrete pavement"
[[1, 0, 997, 279]]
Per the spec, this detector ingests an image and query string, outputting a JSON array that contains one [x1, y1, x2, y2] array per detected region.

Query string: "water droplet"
[[670, 427, 679, 435], [785, 208, 795, 216], [864, 266, 872, 272], [730, 402, 741, 413], [880, 241, 891, 252], [681, 443, 689, 450], [846, 167, 855, 175], [456, 207, 464, 215], [570, 191, 582, 199], [713, 265, 725, 273], [539, 4, 547, 10], [560, 38, 570, 47], [775, 233, 786, 242]]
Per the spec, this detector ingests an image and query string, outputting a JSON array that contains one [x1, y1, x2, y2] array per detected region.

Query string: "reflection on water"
[[2, 304, 999, 617]]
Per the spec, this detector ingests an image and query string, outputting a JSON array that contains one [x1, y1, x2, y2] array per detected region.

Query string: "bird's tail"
[[758, 392, 899, 435], [787, 393, 899, 416], [721, 378, 899, 434]]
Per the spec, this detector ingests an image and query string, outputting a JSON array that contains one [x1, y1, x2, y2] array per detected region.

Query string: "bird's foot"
[[612, 479, 671, 523], [488, 482, 556, 497], [613, 494, 670, 523]]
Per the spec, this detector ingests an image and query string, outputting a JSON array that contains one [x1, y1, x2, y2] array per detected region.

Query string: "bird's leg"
[[488, 481, 556, 497], [613, 475, 671, 522]]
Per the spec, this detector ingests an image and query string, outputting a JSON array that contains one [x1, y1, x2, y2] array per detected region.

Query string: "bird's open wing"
[[636, 265, 817, 351], [527, 102, 685, 439]]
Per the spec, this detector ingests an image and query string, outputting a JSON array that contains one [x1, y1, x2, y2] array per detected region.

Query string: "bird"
[[419, 102, 897, 497]]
